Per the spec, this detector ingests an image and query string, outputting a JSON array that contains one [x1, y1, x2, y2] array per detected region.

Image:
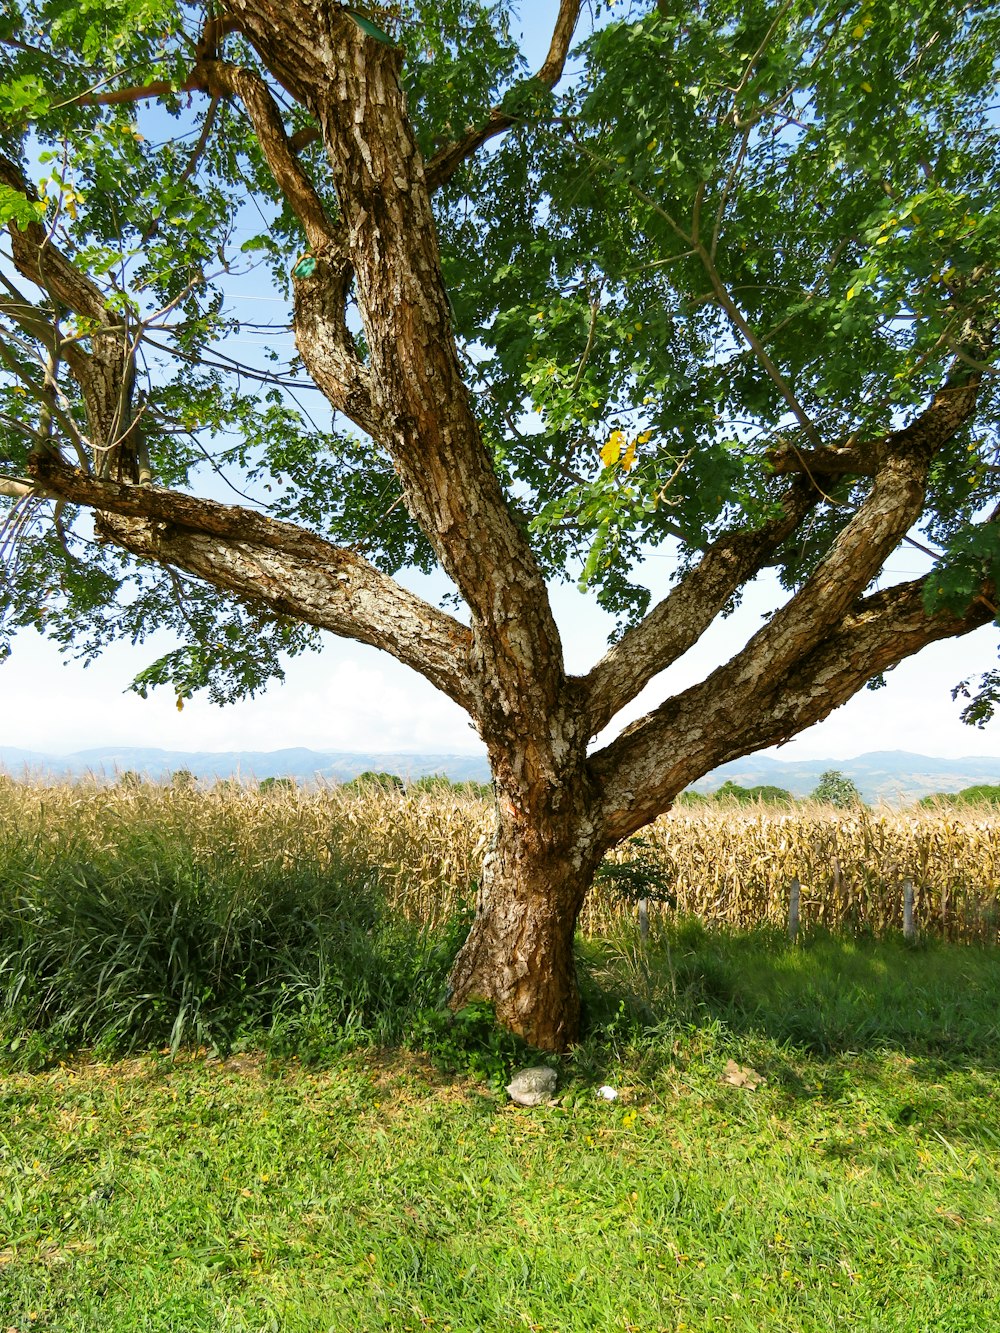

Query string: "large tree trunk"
[[448, 773, 605, 1051]]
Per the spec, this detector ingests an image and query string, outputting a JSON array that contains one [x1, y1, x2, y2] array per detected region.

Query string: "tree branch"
[[0, 154, 110, 321], [225, 0, 575, 793], [423, 0, 582, 191], [580, 476, 819, 734], [28, 454, 476, 711], [203, 59, 338, 254], [593, 570, 996, 843], [769, 332, 995, 481], [768, 443, 875, 476]]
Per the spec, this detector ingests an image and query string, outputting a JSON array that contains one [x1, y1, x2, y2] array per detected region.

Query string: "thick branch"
[[73, 75, 202, 107], [0, 154, 109, 321], [229, 4, 569, 754], [708, 447, 934, 701], [29, 455, 476, 711], [676, 336, 991, 712], [593, 572, 996, 843], [770, 345, 992, 479], [203, 60, 337, 253], [0, 155, 142, 463], [423, 0, 582, 191], [68, 17, 238, 106], [291, 244, 380, 437], [581, 477, 819, 733], [768, 443, 874, 477]]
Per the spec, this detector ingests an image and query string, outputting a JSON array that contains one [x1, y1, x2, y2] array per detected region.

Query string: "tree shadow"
[[576, 922, 1000, 1081]]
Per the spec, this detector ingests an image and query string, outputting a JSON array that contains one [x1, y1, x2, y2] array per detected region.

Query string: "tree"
[[810, 770, 864, 808], [1, 1, 997, 1049], [919, 783, 1000, 807], [715, 780, 794, 805]]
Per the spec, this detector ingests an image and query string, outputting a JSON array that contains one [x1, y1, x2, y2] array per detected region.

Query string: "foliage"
[[343, 770, 406, 792], [715, 779, 794, 806], [0, 0, 996, 701], [919, 783, 1000, 807], [595, 836, 676, 905], [408, 773, 492, 798], [810, 769, 864, 808], [674, 789, 710, 807], [0, 824, 441, 1062]]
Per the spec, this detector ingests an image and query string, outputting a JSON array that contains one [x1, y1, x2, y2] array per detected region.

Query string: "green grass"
[[3, 922, 1000, 1331], [2, 782, 1000, 1329]]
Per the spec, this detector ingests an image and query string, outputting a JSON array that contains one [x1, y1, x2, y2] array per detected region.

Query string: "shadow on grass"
[[577, 917, 1000, 1070], [569, 920, 1000, 1158]]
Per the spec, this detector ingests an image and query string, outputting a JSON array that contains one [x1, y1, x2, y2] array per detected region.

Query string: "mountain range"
[[0, 745, 491, 787], [2, 744, 1000, 804]]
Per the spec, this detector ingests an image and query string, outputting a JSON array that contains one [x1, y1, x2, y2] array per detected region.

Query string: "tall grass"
[[0, 776, 997, 1065], [0, 778, 467, 1064]]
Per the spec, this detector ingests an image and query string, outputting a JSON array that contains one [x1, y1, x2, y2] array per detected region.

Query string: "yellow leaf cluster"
[[601, 429, 653, 471]]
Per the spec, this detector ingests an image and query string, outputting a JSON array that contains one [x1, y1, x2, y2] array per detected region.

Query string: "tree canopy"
[[1, 0, 998, 1046], [1, 0, 997, 708]]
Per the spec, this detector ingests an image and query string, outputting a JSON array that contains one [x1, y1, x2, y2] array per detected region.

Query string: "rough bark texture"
[[3, 2, 997, 1051], [448, 752, 605, 1050]]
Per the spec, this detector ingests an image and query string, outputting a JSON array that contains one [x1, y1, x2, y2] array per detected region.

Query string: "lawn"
[[3, 930, 1000, 1333]]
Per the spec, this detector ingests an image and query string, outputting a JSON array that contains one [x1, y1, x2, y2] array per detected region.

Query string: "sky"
[[2, 3, 999, 764], [4, 556, 999, 762]]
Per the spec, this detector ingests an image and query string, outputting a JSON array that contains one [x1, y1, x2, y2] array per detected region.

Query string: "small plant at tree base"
[[408, 1001, 538, 1091], [595, 838, 676, 909]]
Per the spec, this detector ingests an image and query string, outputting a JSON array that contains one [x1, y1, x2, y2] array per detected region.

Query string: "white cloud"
[[2, 629, 481, 756]]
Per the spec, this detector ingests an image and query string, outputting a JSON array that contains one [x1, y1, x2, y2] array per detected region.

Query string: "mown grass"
[[2, 779, 1000, 1329], [2, 1010, 999, 1332], [3, 921, 1000, 1331]]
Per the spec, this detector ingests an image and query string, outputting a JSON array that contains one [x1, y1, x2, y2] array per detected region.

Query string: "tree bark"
[[448, 758, 604, 1050]]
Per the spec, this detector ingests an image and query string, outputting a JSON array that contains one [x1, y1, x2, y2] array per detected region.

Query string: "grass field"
[[4, 926, 1000, 1331], [2, 780, 999, 1330]]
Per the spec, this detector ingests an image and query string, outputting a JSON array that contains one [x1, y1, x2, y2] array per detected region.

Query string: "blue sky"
[[3, 2, 999, 761]]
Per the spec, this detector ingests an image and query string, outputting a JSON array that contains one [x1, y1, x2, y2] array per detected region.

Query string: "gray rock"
[[506, 1065, 558, 1107]]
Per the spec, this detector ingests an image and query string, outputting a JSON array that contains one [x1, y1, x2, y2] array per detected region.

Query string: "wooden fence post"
[[903, 877, 916, 943], [788, 876, 801, 943], [638, 897, 650, 943]]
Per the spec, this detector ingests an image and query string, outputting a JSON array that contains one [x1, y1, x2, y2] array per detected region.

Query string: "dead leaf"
[[722, 1059, 766, 1090]]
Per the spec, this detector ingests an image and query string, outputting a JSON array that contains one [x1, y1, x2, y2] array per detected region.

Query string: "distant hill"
[[688, 750, 1000, 805], [2, 744, 999, 804], [0, 745, 492, 786]]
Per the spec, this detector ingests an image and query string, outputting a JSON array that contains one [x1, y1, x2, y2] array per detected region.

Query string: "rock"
[[597, 1085, 618, 1100], [506, 1065, 558, 1107]]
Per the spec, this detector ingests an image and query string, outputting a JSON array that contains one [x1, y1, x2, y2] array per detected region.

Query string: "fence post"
[[902, 877, 916, 943], [638, 897, 650, 943], [788, 876, 801, 943]]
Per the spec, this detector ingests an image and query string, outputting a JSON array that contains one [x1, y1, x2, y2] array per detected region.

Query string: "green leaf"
[[343, 6, 396, 45], [0, 183, 45, 230]]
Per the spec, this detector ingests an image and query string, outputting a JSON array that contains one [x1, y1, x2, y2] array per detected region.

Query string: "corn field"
[[1, 776, 998, 943]]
